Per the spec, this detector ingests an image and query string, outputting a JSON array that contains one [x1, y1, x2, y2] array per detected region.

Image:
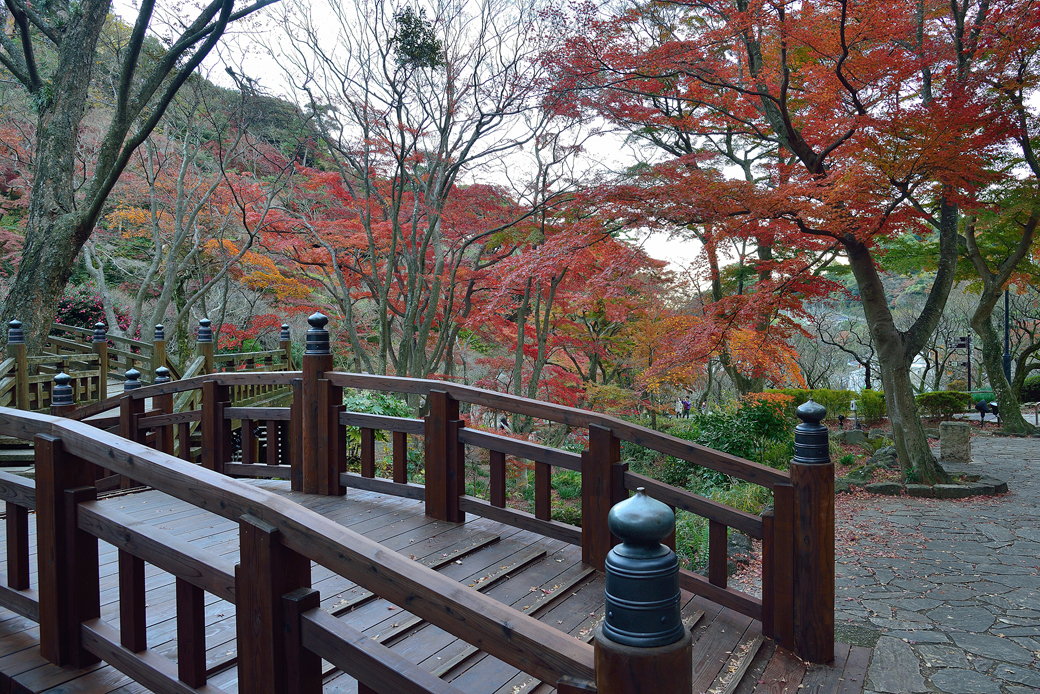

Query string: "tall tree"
[[548, 0, 1033, 482], [0, 0, 279, 351]]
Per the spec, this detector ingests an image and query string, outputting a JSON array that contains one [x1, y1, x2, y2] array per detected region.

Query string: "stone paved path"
[[837, 436, 1040, 694]]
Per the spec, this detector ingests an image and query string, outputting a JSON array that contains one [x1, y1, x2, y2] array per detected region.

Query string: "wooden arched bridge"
[[0, 316, 871, 694]]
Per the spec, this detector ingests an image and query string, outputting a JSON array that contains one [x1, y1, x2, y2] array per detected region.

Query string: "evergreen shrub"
[[915, 391, 970, 419]]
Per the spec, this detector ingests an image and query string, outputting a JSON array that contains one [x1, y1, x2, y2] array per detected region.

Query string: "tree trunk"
[[972, 315, 1033, 433]]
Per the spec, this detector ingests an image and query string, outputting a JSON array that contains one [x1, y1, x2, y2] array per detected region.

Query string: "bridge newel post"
[[282, 588, 322, 694], [790, 400, 835, 663], [301, 313, 335, 495], [594, 488, 692, 694], [279, 323, 293, 369], [118, 369, 145, 488], [201, 378, 232, 474], [197, 318, 214, 374], [34, 434, 99, 667], [152, 324, 166, 382], [7, 320, 28, 410], [582, 423, 625, 570], [92, 322, 108, 400], [154, 367, 174, 455], [424, 389, 465, 522], [236, 514, 311, 694]]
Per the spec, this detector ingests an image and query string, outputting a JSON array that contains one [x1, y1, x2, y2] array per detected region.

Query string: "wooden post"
[[282, 588, 322, 694], [119, 371, 144, 488], [236, 514, 311, 694], [7, 320, 28, 410], [790, 401, 834, 663], [119, 550, 147, 652], [301, 313, 334, 494], [424, 389, 464, 522], [582, 423, 621, 570], [6, 501, 29, 590], [290, 378, 303, 491], [201, 379, 232, 473], [35, 434, 98, 666], [65, 486, 101, 668], [197, 318, 214, 374], [392, 430, 408, 484], [154, 367, 174, 455], [770, 482, 796, 650], [92, 322, 108, 400], [319, 378, 346, 496], [152, 324, 167, 382], [279, 323, 293, 369]]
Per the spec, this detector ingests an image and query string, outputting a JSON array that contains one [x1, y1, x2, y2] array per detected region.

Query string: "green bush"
[[915, 391, 970, 419], [1022, 375, 1040, 402], [661, 395, 794, 492], [858, 389, 887, 423], [766, 388, 856, 418]]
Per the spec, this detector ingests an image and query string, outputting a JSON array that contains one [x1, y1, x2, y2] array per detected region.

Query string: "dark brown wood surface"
[[176, 578, 207, 688], [5, 502, 29, 589], [458, 497, 581, 545], [340, 473, 427, 500], [771, 483, 796, 650], [118, 550, 147, 653], [341, 412, 425, 435], [791, 462, 835, 664], [457, 430, 582, 471]]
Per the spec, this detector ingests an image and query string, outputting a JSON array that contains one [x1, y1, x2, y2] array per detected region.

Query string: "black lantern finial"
[[602, 488, 684, 647]]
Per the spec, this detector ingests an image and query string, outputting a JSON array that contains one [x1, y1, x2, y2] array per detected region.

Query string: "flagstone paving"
[[835, 436, 1040, 693]]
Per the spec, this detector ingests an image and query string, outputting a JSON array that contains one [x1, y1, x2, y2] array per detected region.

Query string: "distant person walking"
[[675, 397, 683, 419], [682, 397, 691, 419]]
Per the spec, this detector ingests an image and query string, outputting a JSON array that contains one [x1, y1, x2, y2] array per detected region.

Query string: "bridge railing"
[[0, 407, 596, 693], [60, 313, 834, 664]]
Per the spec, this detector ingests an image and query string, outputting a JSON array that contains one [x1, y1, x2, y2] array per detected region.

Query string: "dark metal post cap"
[[608, 488, 675, 549], [602, 488, 684, 648], [794, 398, 830, 465], [52, 372, 73, 407], [7, 320, 23, 344], [305, 313, 330, 355], [197, 318, 212, 343], [154, 366, 171, 384], [154, 324, 165, 341], [280, 324, 291, 341], [92, 322, 107, 342], [124, 368, 142, 390]]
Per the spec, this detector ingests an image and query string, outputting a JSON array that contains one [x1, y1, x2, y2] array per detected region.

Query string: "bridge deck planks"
[[0, 481, 866, 694]]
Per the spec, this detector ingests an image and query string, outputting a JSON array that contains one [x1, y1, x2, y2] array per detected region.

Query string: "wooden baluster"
[[760, 508, 775, 640], [236, 515, 311, 694], [290, 379, 303, 490], [361, 427, 376, 478], [266, 420, 280, 465], [535, 461, 551, 521], [201, 379, 232, 474], [319, 377, 346, 496], [282, 588, 322, 694], [6, 502, 29, 590], [7, 320, 28, 410], [177, 578, 207, 687], [425, 389, 465, 522], [771, 482, 796, 650], [301, 314, 334, 494], [490, 449, 506, 507], [242, 418, 256, 466], [392, 431, 408, 484], [178, 421, 193, 462], [119, 550, 147, 652], [708, 520, 728, 588], [582, 424, 621, 570]]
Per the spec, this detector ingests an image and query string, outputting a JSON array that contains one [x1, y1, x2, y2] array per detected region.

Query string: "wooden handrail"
[[324, 372, 788, 489], [0, 407, 596, 685]]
